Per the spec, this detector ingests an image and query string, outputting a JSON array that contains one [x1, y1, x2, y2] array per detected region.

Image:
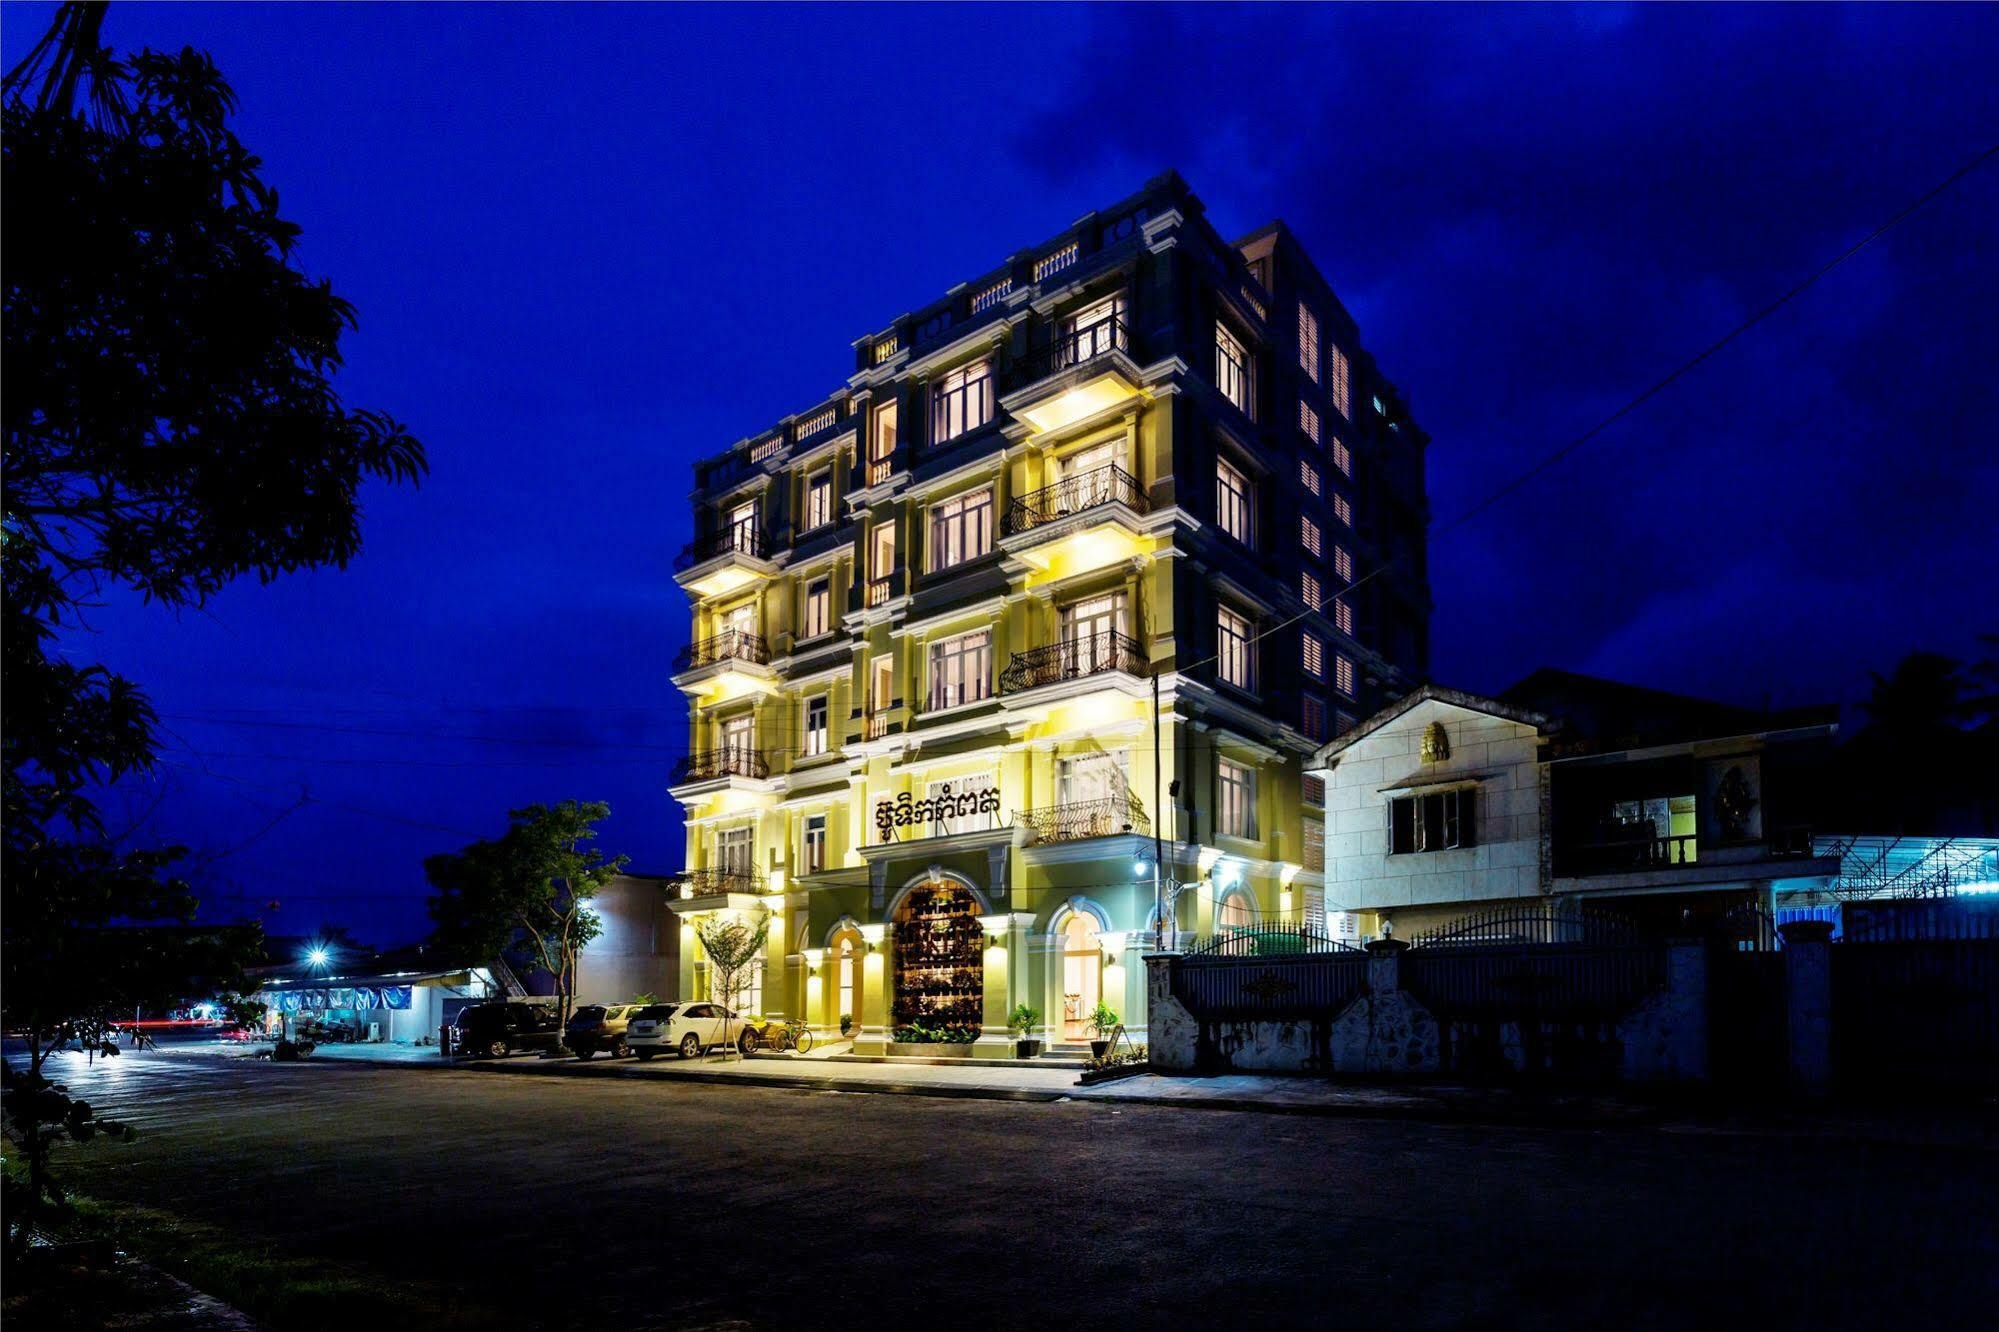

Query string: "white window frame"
[[1219, 759, 1257, 839], [804, 695, 829, 757], [1217, 605, 1253, 691], [803, 813, 827, 873], [930, 358, 993, 444], [1216, 456, 1253, 545], [928, 487, 993, 572], [804, 469, 833, 530], [1215, 321, 1254, 416], [924, 773, 1000, 836], [928, 630, 992, 710], [803, 578, 831, 639]]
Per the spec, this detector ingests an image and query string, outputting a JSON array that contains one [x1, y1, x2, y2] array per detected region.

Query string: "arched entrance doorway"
[[1059, 911, 1103, 1041], [891, 880, 983, 1041], [827, 925, 863, 1037]]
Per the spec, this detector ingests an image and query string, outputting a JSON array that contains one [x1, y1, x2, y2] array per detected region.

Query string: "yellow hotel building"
[[664, 174, 1430, 1055]]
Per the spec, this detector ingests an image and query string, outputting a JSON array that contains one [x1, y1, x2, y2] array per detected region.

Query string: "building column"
[[1780, 919, 1835, 1098], [856, 926, 892, 1054]]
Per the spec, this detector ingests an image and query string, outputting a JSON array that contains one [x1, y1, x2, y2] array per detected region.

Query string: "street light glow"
[[306, 947, 329, 967]]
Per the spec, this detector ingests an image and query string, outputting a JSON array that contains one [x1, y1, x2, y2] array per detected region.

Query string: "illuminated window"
[[924, 773, 1000, 835], [870, 522, 896, 593], [1303, 632, 1325, 678], [1217, 605, 1253, 690], [804, 469, 833, 530], [836, 936, 856, 1022], [928, 488, 993, 571], [1335, 598, 1354, 636], [930, 359, 993, 444], [868, 401, 897, 485], [1298, 304, 1321, 383], [727, 500, 757, 552], [1300, 459, 1321, 495], [1216, 457, 1253, 544], [1302, 571, 1323, 611], [1335, 653, 1356, 697], [804, 696, 829, 757], [928, 631, 991, 710], [1328, 344, 1351, 419], [1333, 493, 1353, 527], [1299, 400, 1320, 444], [1330, 438, 1351, 478], [1301, 515, 1322, 557], [1215, 321, 1254, 416], [803, 813, 827, 872], [1304, 817, 1325, 870], [1334, 546, 1353, 581], [803, 578, 830, 639], [1219, 760, 1257, 839]]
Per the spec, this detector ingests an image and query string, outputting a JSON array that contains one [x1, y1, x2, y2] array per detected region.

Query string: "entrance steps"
[[823, 1052, 1088, 1070]]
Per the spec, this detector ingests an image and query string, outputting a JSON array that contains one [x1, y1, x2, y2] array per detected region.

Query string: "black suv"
[[453, 1002, 561, 1059]]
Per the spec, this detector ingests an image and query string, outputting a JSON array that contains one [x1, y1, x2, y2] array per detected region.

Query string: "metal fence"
[[1169, 942, 1369, 1021]]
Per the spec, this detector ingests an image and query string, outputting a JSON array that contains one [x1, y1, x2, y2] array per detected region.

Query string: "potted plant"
[[839, 1013, 854, 1038], [1008, 1004, 1043, 1060], [1085, 1001, 1120, 1060]]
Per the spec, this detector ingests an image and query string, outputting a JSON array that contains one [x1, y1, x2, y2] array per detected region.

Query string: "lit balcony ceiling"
[[1014, 369, 1143, 436], [688, 669, 782, 706], [683, 563, 767, 600], [1015, 523, 1151, 582]]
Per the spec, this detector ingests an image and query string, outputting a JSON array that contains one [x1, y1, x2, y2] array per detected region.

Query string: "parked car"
[[566, 1003, 638, 1059], [625, 1001, 755, 1060], [453, 1002, 561, 1059]]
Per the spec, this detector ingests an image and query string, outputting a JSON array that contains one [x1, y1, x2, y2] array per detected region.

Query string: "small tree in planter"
[[838, 1013, 854, 1038], [1085, 1001, 1120, 1059], [694, 909, 770, 1060], [1008, 1004, 1043, 1060]]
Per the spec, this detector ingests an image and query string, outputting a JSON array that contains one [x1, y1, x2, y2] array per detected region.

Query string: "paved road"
[[40, 1051, 1999, 1331]]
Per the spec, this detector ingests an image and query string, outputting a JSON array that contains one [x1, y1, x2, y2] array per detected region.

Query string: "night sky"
[[9, 4, 1996, 947]]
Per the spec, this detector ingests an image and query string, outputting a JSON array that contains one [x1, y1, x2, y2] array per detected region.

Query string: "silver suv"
[[565, 1003, 638, 1060]]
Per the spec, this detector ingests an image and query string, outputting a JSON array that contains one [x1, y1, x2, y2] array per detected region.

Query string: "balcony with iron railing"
[[675, 629, 770, 671], [672, 748, 770, 784], [1016, 791, 1150, 844], [998, 630, 1146, 695], [666, 867, 759, 899], [1003, 463, 1148, 537], [675, 525, 768, 572], [1003, 315, 1130, 394]]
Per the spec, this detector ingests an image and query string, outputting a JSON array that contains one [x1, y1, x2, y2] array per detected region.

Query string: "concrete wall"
[[1321, 699, 1544, 923], [576, 875, 680, 1005]]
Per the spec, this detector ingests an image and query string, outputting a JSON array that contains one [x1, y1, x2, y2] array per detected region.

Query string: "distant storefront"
[[253, 957, 499, 1046]]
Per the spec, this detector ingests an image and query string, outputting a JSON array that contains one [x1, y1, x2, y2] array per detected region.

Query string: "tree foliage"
[[1828, 643, 1999, 836], [693, 910, 770, 1057], [1, 2, 424, 1246], [425, 801, 629, 1036]]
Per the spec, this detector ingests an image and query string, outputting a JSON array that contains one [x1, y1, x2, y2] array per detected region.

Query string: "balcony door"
[[720, 715, 754, 771], [727, 500, 757, 553], [1057, 752, 1129, 835], [1060, 911, 1103, 1042], [1058, 442, 1118, 512], [1065, 294, 1126, 365], [715, 826, 754, 884], [1060, 592, 1128, 674]]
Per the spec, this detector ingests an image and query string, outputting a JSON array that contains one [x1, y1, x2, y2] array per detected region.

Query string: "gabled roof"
[[1311, 685, 1551, 767]]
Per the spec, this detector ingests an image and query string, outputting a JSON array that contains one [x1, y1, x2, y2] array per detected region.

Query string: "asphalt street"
[[37, 1051, 1999, 1330]]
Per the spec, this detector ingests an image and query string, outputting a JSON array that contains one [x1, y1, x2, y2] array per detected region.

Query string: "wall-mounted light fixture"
[[803, 948, 825, 972], [1098, 931, 1127, 959], [858, 923, 887, 951], [977, 913, 1010, 943]]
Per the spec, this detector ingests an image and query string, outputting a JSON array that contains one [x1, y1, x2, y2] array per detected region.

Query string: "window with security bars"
[[1331, 438, 1351, 477], [1298, 304, 1321, 382], [803, 579, 831, 639], [1328, 343, 1351, 419], [1216, 321, 1254, 416], [1299, 400, 1320, 444], [930, 360, 993, 444], [1390, 788, 1477, 854], [1302, 571, 1323, 611], [1302, 695, 1326, 740], [928, 631, 991, 710], [928, 488, 993, 571], [1217, 605, 1253, 690], [1334, 546, 1353, 581], [1301, 515, 1322, 557], [1219, 760, 1257, 839], [1300, 459, 1321, 495], [1335, 654, 1356, 697], [1216, 457, 1253, 544], [1335, 598, 1355, 636], [1333, 493, 1353, 527], [1302, 632, 1325, 678]]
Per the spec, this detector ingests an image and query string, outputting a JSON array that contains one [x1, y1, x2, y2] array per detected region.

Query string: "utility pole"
[[1152, 670, 1167, 949]]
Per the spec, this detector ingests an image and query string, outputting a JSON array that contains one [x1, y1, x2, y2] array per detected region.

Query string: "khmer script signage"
[[876, 782, 1002, 839]]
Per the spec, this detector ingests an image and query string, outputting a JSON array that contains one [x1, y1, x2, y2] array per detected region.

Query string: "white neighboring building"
[[1310, 686, 1550, 939]]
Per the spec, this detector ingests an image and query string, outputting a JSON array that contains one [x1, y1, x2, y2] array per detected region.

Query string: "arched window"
[[1218, 890, 1254, 934], [837, 937, 856, 1026]]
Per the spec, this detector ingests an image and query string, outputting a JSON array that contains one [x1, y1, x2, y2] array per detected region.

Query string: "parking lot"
[[40, 1050, 1999, 1330]]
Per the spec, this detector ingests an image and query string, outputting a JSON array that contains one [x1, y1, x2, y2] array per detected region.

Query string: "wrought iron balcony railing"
[[1016, 792, 1150, 844], [1004, 315, 1129, 393], [673, 748, 770, 783], [676, 629, 770, 671], [675, 525, 767, 570], [998, 630, 1146, 695], [667, 867, 758, 898], [1003, 463, 1148, 536]]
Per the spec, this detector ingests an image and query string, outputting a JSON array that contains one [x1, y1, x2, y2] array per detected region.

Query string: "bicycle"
[[787, 1019, 814, 1054]]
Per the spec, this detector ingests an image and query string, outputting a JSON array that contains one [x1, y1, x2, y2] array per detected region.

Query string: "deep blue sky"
[[10, 4, 1996, 946]]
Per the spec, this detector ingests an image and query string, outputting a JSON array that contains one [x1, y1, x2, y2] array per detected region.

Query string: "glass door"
[[1061, 913, 1103, 1041], [1060, 592, 1127, 675]]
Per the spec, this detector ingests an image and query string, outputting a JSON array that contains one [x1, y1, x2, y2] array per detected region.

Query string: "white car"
[[625, 1001, 754, 1060]]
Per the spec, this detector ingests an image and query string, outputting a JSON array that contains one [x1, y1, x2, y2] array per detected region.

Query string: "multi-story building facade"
[[664, 172, 1429, 1053]]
